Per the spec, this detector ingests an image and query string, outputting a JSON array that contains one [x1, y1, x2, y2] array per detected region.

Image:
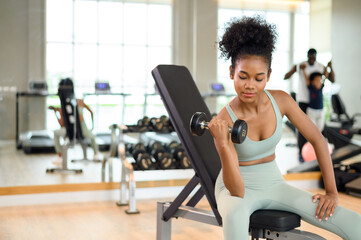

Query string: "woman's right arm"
[[208, 114, 245, 198]]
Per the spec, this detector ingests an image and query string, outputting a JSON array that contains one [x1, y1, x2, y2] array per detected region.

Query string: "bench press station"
[[152, 65, 326, 240], [46, 79, 94, 174]]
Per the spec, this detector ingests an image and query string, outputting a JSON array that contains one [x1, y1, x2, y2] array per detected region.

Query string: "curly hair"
[[219, 15, 278, 70]]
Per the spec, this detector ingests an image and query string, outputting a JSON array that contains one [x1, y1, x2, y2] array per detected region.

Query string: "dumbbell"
[[190, 112, 248, 144], [149, 117, 164, 132], [147, 141, 174, 169], [137, 116, 150, 132], [159, 115, 174, 132], [167, 141, 191, 169], [131, 143, 155, 170]]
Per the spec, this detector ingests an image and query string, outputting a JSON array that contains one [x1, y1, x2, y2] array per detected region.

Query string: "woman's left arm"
[[276, 91, 338, 221]]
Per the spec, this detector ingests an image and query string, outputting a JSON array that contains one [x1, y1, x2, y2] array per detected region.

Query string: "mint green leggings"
[[215, 161, 361, 239]]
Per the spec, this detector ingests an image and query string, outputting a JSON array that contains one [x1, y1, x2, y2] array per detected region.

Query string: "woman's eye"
[[239, 76, 247, 80], [256, 79, 264, 82]]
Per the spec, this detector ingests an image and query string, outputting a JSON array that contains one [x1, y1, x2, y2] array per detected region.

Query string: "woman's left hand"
[[312, 192, 338, 221]]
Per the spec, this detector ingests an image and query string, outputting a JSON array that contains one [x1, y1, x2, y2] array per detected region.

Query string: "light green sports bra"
[[226, 90, 283, 161]]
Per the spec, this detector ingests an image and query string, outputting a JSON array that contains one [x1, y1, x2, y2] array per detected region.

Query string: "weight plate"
[[190, 112, 207, 136], [232, 119, 248, 144]]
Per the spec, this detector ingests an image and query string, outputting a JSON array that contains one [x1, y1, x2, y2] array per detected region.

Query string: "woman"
[[208, 15, 361, 239]]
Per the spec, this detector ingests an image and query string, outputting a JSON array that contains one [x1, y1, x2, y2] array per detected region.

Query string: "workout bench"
[[47, 80, 87, 173], [152, 65, 326, 240]]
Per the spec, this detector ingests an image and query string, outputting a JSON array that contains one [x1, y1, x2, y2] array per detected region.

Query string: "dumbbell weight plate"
[[150, 117, 164, 131], [178, 152, 191, 169], [158, 152, 174, 169], [132, 143, 146, 159], [149, 141, 163, 152], [167, 141, 180, 150], [137, 116, 150, 132], [159, 115, 168, 125], [190, 112, 207, 136], [231, 119, 248, 144], [137, 153, 154, 170]]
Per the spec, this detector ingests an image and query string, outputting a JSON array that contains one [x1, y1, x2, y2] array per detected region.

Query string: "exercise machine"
[[152, 65, 326, 240], [46, 78, 87, 173], [19, 130, 56, 154]]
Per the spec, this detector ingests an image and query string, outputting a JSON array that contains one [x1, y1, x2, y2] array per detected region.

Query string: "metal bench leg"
[[116, 161, 128, 206], [157, 202, 171, 240], [125, 166, 139, 214]]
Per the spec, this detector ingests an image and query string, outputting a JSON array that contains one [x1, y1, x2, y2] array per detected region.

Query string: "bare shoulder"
[[266, 90, 296, 115], [267, 89, 290, 100]]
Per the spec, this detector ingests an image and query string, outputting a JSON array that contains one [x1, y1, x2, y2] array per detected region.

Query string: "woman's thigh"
[[265, 183, 361, 240]]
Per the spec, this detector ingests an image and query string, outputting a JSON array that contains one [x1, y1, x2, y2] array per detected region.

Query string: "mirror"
[[1, 0, 326, 190]]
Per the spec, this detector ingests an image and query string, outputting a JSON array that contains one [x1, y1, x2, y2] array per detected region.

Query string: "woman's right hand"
[[207, 117, 230, 147]]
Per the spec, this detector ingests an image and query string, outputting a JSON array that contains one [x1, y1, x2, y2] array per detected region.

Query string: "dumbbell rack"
[[102, 120, 191, 214]]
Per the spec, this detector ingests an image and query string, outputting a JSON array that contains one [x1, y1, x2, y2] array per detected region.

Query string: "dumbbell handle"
[[200, 120, 232, 133]]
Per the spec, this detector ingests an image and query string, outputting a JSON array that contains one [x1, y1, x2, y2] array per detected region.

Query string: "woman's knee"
[[336, 210, 361, 239], [219, 196, 248, 222]]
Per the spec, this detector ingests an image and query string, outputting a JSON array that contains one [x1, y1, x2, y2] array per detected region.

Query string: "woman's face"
[[230, 55, 271, 103]]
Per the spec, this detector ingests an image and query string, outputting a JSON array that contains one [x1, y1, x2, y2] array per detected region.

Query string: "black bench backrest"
[[152, 65, 222, 213], [58, 79, 84, 141]]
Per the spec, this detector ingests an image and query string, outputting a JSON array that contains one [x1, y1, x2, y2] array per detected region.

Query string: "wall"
[[0, 0, 46, 140], [331, 0, 361, 121], [309, 0, 332, 52], [173, 0, 218, 112]]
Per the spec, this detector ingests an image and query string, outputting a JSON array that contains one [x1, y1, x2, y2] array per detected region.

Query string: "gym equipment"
[[46, 78, 86, 174], [147, 141, 175, 169], [190, 112, 247, 144], [132, 143, 155, 170], [149, 117, 164, 132], [301, 142, 333, 162], [93, 132, 112, 151], [161, 115, 175, 132], [152, 65, 326, 240], [15, 91, 57, 150], [345, 177, 361, 198], [94, 82, 111, 93], [209, 83, 225, 94], [28, 81, 48, 94], [166, 141, 191, 169], [101, 124, 139, 182], [20, 130, 55, 154], [137, 116, 150, 132], [288, 94, 361, 173]]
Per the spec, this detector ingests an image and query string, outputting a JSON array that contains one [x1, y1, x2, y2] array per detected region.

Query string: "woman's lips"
[[243, 92, 255, 97]]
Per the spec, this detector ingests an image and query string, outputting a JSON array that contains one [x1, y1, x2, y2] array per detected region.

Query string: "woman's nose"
[[244, 79, 254, 89]]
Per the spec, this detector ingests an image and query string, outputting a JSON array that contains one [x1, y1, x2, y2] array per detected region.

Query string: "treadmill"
[[19, 130, 56, 154]]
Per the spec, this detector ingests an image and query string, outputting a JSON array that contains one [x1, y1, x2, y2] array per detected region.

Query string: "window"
[[46, 0, 172, 130]]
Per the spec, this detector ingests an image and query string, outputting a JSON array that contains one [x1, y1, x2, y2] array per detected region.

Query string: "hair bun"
[[219, 15, 277, 67]]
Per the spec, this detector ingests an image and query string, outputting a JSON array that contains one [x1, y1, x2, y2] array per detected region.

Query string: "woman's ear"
[[229, 65, 234, 79]]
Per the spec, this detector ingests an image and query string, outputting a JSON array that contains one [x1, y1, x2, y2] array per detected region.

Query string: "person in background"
[[284, 48, 335, 162], [301, 61, 333, 132]]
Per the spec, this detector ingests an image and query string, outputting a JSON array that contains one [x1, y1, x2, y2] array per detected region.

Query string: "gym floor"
[[0, 191, 360, 240]]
